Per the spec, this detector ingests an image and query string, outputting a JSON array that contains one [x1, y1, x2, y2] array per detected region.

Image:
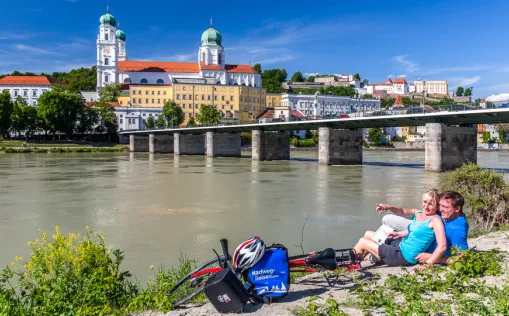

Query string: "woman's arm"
[[417, 217, 446, 270], [376, 203, 419, 217]]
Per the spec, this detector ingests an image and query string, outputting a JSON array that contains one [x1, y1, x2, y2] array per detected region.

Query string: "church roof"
[[225, 64, 257, 73], [119, 61, 200, 73], [394, 78, 407, 84], [0, 76, 61, 86], [199, 63, 223, 70]]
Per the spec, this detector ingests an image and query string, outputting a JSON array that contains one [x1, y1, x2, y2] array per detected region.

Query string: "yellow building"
[[128, 84, 174, 107], [173, 83, 266, 124], [118, 90, 130, 106], [266, 93, 282, 108], [401, 126, 410, 137]]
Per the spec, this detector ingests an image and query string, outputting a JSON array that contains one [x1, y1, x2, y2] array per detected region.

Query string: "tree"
[[10, 97, 28, 136], [363, 94, 374, 99], [360, 79, 369, 88], [144, 116, 155, 128], [23, 106, 39, 138], [162, 101, 184, 127], [187, 116, 196, 126], [261, 68, 288, 93], [253, 63, 262, 74], [76, 106, 99, 137], [95, 101, 118, 141], [306, 76, 315, 82], [37, 85, 85, 138], [291, 71, 305, 82], [464, 87, 473, 97], [368, 128, 382, 145], [155, 115, 166, 129], [197, 104, 221, 125], [98, 83, 121, 102], [456, 86, 464, 97], [0, 91, 14, 138], [495, 124, 509, 143], [353, 73, 361, 80], [50, 67, 97, 91], [487, 101, 495, 109]]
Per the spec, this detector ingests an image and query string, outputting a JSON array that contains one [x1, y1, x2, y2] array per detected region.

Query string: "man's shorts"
[[378, 239, 412, 266]]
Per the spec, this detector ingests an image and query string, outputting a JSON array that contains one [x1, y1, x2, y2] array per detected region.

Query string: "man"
[[377, 191, 469, 265]]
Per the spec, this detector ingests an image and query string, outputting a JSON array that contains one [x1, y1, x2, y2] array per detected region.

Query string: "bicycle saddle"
[[305, 248, 337, 271]]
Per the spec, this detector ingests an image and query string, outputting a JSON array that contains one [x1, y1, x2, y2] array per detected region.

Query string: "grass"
[[0, 146, 128, 153], [0, 140, 125, 148]]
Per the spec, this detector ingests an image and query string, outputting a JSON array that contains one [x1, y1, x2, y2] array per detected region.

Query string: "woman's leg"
[[353, 237, 381, 260], [363, 230, 376, 239]]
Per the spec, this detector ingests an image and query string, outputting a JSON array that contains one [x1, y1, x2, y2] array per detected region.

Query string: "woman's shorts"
[[378, 239, 412, 266]]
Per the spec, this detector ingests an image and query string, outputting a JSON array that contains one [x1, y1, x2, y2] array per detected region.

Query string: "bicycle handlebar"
[[220, 238, 230, 266]]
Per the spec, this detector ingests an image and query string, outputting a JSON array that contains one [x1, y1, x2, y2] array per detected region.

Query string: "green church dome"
[[116, 29, 126, 41], [201, 20, 222, 46], [100, 13, 116, 27]]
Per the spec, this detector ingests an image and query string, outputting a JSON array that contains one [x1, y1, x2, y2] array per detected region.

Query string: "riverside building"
[[0, 76, 59, 106]]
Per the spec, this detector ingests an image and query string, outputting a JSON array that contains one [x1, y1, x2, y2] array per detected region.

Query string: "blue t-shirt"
[[426, 213, 469, 256]]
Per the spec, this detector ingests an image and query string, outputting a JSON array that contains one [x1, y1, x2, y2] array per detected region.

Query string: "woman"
[[353, 189, 446, 270]]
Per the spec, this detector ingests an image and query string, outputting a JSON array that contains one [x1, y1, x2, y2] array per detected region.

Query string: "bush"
[[362, 140, 368, 147], [296, 139, 316, 147], [439, 163, 509, 234], [290, 136, 299, 146]]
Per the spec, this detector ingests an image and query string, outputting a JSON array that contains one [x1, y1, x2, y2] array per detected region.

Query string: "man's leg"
[[382, 214, 412, 231]]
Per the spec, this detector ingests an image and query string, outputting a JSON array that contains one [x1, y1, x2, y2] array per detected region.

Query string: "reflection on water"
[[0, 151, 505, 281]]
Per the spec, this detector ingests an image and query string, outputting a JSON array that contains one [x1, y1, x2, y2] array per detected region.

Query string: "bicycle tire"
[[169, 256, 225, 307]]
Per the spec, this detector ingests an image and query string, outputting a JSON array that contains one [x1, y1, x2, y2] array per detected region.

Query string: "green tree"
[[37, 85, 85, 138], [353, 73, 361, 80], [0, 91, 14, 138], [291, 71, 305, 82], [496, 124, 509, 143], [487, 101, 495, 109], [253, 63, 262, 74], [261, 68, 288, 93], [482, 132, 491, 144], [76, 106, 99, 137], [10, 97, 28, 136], [23, 106, 39, 138], [306, 76, 315, 82], [98, 83, 121, 102], [50, 66, 97, 91], [95, 101, 118, 141], [363, 93, 373, 99], [155, 115, 166, 129], [368, 128, 382, 145], [144, 116, 155, 128], [162, 101, 184, 127], [187, 116, 196, 126], [464, 87, 473, 97], [456, 86, 464, 97], [360, 79, 369, 88], [197, 104, 221, 125]]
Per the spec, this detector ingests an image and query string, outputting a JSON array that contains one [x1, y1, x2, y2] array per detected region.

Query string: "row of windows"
[[132, 90, 167, 95], [123, 78, 165, 84], [132, 98, 168, 105], [3, 89, 47, 97], [175, 94, 236, 102]]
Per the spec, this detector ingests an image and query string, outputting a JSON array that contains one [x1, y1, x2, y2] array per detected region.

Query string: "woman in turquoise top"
[[353, 189, 447, 271]]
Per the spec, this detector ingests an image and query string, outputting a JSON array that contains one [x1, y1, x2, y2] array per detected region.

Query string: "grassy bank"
[[0, 146, 128, 153], [0, 140, 125, 148]]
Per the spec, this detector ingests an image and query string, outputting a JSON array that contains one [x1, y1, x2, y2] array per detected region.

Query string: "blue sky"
[[1, 0, 509, 99]]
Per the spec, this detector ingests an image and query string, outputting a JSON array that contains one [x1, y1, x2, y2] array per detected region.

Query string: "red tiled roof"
[[481, 98, 486, 103], [225, 64, 257, 73], [394, 95, 403, 105], [343, 73, 347, 76], [0, 76, 59, 86], [291, 110, 305, 118], [257, 109, 273, 119], [119, 61, 200, 73], [84, 101, 120, 107], [394, 78, 407, 84], [385, 78, 393, 84]]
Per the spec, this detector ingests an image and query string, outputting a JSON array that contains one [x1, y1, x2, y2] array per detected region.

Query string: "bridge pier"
[[206, 132, 241, 157], [252, 129, 290, 161], [425, 123, 477, 172], [149, 134, 174, 153], [318, 127, 363, 165], [174, 132, 205, 155], [130, 135, 149, 152]]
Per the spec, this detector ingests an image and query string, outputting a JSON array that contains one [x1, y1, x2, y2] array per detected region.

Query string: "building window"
[[183, 95, 187, 100], [120, 119, 123, 124], [33, 101, 37, 106], [177, 94, 181, 100], [214, 96, 217, 101], [124, 78, 131, 83], [145, 98, 149, 103], [221, 96, 225, 101], [188, 94, 192, 99], [33, 90, 37, 97], [140, 78, 148, 84], [145, 90, 149, 95], [105, 33, 108, 40], [156, 79, 164, 84], [207, 95, 211, 100], [163, 91, 166, 95], [132, 90, 136, 95], [104, 58, 109, 65], [104, 75, 109, 83], [157, 91, 160, 95], [163, 99, 166, 103], [183, 104, 186, 108], [202, 52, 205, 61], [138, 98, 141, 103], [222, 105, 225, 109], [157, 99, 160, 104], [230, 96, 233, 101], [151, 99, 154, 104], [189, 113, 193, 118], [119, 101, 123, 105], [151, 91, 154, 95], [143, 113, 146, 117], [201, 95, 204, 100]]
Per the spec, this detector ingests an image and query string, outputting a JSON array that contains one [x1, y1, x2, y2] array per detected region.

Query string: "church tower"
[[96, 7, 118, 89], [198, 20, 225, 67], [116, 22, 128, 61]]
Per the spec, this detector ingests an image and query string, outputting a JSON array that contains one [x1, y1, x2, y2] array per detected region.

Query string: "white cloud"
[[486, 93, 509, 102], [392, 55, 420, 73], [164, 53, 195, 62], [13, 44, 61, 55], [255, 55, 294, 65], [387, 74, 394, 78], [496, 66, 509, 73], [396, 74, 407, 78], [58, 38, 91, 51], [304, 72, 319, 77], [0, 32, 33, 40], [449, 76, 481, 88]]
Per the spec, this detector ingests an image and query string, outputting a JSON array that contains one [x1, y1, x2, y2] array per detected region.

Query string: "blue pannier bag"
[[246, 244, 290, 298]]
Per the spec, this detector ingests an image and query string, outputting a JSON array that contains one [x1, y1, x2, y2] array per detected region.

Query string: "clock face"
[[104, 47, 111, 54]]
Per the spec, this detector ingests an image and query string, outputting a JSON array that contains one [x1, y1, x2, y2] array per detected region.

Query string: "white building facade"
[[96, 12, 261, 89], [367, 79, 448, 95], [114, 106, 163, 131], [414, 80, 448, 95], [280, 92, 380, 117], [0, 76, 54, 106]]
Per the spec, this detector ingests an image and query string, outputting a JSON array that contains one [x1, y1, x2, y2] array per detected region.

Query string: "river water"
[[1, 151, 508, 282]]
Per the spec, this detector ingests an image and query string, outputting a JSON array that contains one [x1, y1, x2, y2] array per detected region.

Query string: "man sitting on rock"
[[376, 190, 469, 265]]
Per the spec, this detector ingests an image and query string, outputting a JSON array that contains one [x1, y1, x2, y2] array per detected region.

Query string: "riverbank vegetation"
[[0, 146, 128, 153], [0, 227, 203, 315]]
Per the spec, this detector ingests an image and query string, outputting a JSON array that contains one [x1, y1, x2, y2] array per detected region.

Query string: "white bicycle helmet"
[[233, 236, 266, 271]]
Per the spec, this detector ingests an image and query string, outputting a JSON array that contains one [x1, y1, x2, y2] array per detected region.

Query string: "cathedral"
[[96, 10, 262, 90]]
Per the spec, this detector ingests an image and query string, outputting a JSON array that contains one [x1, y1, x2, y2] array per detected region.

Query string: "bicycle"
[[168, 238, 363, 308]]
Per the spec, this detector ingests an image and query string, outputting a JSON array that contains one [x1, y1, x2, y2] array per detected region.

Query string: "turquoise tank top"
[[399, 211, 437, 264]]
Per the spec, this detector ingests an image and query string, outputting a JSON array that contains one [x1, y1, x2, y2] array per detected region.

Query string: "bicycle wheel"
[[169, 256, 225, 308]]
